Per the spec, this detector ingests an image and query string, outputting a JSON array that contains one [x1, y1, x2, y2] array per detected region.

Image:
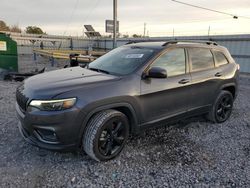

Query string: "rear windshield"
[[88, 46, 156, 75]]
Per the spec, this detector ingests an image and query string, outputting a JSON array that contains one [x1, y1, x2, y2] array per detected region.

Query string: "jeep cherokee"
[[16, 40, 239, 161]]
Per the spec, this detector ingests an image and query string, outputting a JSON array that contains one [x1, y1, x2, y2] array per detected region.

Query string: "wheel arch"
[[221, 83, 236, 99], [77, 102, 139, 147]]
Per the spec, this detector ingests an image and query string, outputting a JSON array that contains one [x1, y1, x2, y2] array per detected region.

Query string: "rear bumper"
[[16, 103, 84, 151]]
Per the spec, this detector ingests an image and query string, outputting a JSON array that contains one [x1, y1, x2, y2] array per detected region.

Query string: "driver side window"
[[152, 48, 186, 77]]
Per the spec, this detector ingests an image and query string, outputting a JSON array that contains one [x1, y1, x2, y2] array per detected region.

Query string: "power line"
[[76, 0, 250, 37], [76, 0, 101, 36], [82, 0, 101, 24], [63, 0, 80, 36], [144, 23, 147, 37], [152, 17, 233, 25], [171, 0, 250, 20], [239, 15, 250, 20]]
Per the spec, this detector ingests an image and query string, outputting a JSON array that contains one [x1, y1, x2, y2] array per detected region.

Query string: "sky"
[[1, 0, 250, 37]]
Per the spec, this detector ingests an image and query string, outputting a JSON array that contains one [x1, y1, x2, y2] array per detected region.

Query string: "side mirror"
[[145, 67, 167, 79]]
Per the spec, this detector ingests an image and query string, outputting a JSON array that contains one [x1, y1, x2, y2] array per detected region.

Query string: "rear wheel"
[[207, 90, 234, 123], [83, 110, 129, 161]]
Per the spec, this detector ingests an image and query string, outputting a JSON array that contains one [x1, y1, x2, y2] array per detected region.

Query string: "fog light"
[[35, 129, 58, 142]]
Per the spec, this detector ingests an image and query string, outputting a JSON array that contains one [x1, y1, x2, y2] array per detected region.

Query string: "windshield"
[[88, 46, 156, 75]]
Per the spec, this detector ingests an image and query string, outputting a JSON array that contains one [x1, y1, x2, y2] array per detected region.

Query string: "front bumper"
[[16, 102, 84, 151]]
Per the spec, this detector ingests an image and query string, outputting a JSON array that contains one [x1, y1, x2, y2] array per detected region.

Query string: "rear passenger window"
[[213, 51, 229, 66], [152, 48, 186, 77], [189, 48, 214, 72]]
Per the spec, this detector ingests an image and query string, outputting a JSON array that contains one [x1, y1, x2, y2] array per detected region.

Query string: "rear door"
[[139, 47, 193, 124], [188, 47, 222, 109]]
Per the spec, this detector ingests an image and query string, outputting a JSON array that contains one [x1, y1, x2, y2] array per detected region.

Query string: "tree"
[[25, 26, 45, 34], [10, 25, 21, 33], [132, 34, 143, 38], [122, 34, 129, 38], [0, 20, 10, 31], [117, 32, 122, 38]]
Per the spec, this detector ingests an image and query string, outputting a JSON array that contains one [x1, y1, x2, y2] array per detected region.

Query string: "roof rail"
[[162, 40, 218, 46], [125, 40, 147, 45]]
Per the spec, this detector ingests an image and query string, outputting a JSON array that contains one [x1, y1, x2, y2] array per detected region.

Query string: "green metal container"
[[0, 33, 18, 72]]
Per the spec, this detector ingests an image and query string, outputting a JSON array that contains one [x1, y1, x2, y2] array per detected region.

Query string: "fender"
[[220, 82, 237, 97], [220, 82, 236, 89], [77, 102, 139, 146]]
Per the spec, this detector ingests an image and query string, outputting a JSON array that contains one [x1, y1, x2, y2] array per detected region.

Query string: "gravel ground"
[[0, 57, 249, 187]]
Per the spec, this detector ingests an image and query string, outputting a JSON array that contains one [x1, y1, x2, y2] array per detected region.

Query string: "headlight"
[[28, 98, 77, 111]]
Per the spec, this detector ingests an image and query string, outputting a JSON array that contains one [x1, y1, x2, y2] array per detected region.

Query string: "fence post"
[[33, 52, 37, 61], [105, 39, 106, 51], [50, 56, 55, 67], [70, 38, 73, 50]]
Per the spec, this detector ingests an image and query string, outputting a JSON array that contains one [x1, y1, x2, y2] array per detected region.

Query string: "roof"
[[125, 40, 225, 50]]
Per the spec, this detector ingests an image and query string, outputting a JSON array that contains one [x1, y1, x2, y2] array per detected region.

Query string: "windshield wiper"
[[88, 67, 110, 74]]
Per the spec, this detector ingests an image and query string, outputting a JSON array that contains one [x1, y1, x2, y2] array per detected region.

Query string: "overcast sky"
[[1, 0, 250, 36]]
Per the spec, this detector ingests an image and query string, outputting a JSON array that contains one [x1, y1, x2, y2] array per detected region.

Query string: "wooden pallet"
[[33, 49, 107, 62]]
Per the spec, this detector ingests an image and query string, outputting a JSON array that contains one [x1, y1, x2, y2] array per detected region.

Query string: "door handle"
[[215, 72, 222, 77], [178, 79, 190, 84]]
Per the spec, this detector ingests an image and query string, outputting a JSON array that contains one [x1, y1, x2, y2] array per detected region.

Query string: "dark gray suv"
[[16, 41, 239, 161]]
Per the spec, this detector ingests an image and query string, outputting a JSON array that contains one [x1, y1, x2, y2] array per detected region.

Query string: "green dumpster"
[[0, 33, 18, 72]]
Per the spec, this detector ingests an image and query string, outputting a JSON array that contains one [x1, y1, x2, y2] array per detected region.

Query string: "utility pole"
[[113, 0, 117, 48], [144, 23, 147, 37], [208, 25, 211, 37]]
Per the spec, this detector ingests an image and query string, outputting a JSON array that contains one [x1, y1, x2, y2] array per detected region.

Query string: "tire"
[[83, 110, 129, 162], [206, 90, 234, 123]]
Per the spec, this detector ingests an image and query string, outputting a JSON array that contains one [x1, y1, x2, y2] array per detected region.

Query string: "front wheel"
[[207, 90, 234, 123], [83, 110, 129, 162]]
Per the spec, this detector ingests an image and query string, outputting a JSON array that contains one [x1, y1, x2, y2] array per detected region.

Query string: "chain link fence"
[[4, 32, 250, 73]]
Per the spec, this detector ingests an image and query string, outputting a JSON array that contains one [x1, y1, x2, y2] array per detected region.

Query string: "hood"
[[22, 67, 119, 99]]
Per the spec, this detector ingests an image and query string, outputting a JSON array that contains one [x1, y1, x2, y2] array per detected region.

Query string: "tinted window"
[[152, 48, 186, 77], [189, 48, 214, 71], [214, 51, 229, 66], [89, 46, 155, 75]]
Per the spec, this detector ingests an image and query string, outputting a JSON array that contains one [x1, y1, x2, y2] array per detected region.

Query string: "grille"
[[16, 84, 29, 111]]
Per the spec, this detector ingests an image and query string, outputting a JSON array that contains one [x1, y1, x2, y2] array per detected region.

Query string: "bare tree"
[[10, 25, 22, 33], [0, 20, 10, 31]]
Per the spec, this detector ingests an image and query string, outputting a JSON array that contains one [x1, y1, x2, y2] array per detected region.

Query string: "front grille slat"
[[16, 85, 29, 111]]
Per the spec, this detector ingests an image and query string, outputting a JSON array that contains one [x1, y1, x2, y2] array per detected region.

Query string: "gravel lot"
[[0, 56, 249, 187]]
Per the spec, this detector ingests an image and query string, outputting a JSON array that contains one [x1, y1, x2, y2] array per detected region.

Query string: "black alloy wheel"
[[215, 93, 233, 122], [98, 119, 126, 157], [83, 110, 129, 161], [207, 90, 234, 123]]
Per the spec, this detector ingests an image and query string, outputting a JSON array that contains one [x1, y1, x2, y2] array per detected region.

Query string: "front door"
[[139, 48, 192, 124]]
